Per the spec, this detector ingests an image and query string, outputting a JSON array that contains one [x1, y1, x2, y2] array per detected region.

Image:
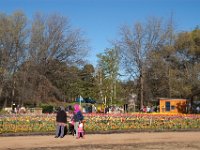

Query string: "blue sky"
[[0, 0, 200, 66]]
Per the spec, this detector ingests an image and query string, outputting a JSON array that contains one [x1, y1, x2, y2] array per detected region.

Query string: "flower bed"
[[0, 113, 200, 134]]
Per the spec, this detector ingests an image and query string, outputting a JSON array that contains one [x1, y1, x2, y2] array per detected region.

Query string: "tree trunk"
[[140, 70, 144, 110], [168, 66, 171, 98]]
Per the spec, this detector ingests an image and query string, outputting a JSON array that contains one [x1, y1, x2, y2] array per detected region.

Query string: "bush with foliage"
[[40, 104, 54, 113]]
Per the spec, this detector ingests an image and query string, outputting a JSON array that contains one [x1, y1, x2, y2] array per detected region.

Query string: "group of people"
[[55, 104, 84, 139]]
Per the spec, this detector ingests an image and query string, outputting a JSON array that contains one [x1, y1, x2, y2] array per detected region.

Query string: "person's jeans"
[[74, 122, 79, 138], [55, 124, 65, 137]]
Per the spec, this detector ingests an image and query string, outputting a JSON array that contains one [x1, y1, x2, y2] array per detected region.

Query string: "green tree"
[[79, 64, 98, 99], [97, 48, 119, 105], [174, 28, 200, 109]]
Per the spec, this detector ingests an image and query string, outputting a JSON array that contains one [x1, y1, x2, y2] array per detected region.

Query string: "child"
[[77, 121, 84, 138]]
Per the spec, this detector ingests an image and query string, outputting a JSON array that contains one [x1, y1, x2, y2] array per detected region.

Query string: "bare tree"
[[0, 11, 28, 106], [116, 17, 175, 109], [29, 13, 88, 65], [22, 13, 89, 105]]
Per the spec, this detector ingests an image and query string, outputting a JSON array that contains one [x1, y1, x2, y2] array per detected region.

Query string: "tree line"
[[0, 11, 200, 110], [0, 11, 90, 107]]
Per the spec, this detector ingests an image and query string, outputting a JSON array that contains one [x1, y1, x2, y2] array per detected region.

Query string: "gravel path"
[[0, 131, 200, 150]]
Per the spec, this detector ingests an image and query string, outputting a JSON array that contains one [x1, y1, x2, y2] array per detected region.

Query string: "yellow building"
[[159, 98, 187, 113]]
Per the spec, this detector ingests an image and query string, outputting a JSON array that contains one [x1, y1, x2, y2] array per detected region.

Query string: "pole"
[[105, 96, 106, 106], [80, 95, 81, 106]]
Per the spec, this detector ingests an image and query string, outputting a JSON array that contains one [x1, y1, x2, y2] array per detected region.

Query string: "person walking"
[[72, 104, 84, 139], [55, 106, 67, 138]]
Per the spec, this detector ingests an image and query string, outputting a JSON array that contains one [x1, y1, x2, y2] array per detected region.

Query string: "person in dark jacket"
[[55, 106, 67, 138], [72, 104, 84, 139]]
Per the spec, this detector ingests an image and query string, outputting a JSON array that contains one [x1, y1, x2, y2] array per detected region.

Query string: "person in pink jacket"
[[72, 104, 84, 139]]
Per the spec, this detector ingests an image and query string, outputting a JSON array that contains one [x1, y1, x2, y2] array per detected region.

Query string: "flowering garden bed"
[[0, 113, 200, 134]]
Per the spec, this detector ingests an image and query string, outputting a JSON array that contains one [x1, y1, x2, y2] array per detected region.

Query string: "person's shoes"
[[54, 136, 59, 138], [60, 136, 64, 138]]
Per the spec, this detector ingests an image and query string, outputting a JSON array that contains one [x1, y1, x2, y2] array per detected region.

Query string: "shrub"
[[40, 104, 54, 113]]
